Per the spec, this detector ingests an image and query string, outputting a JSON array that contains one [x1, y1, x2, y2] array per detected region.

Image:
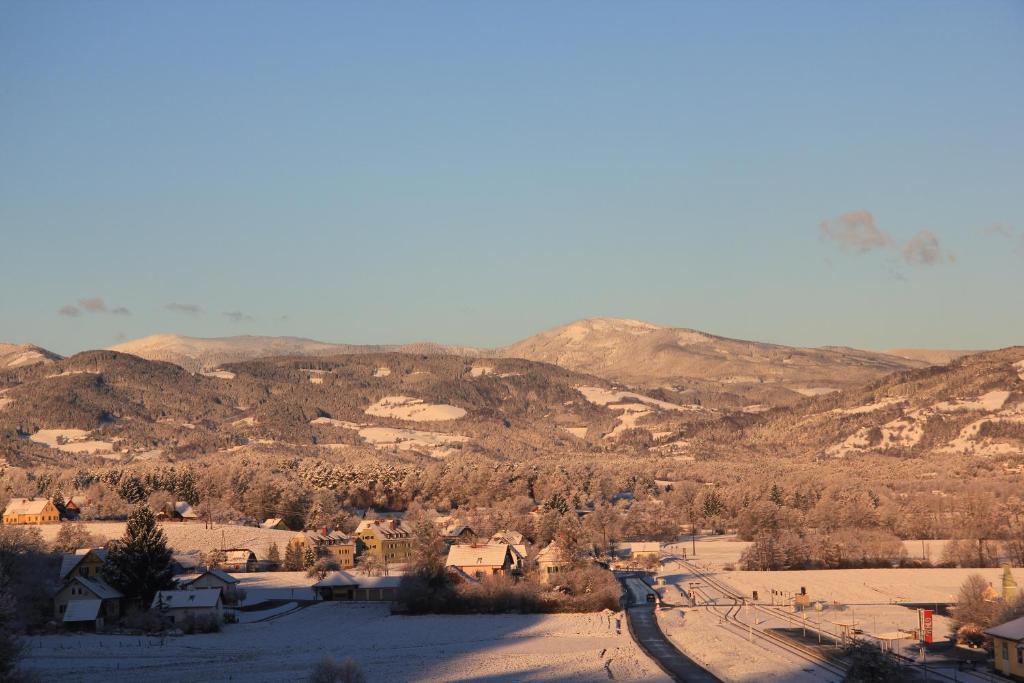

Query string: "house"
[[59, 548, 109, 581], [290, 529, 357, 569], [441, 524, 476, 545], [489, 530, 525, 546], [178, 573, 239, 593], [261, 517, 290, 531], [446, 543, 514, 580], [53, 575, 123, 628], [158, 501, 198, 522], [313, 571, 402, 602], [62, 496, 83, 519], [355, 519, 413, 565], [151, 589, 223, 625], [536, 542, 571, 583], [615, 542, 661, 562], [221, 548, 257, 572], [986, 615, 1024, 679], [3, 497, 60, 525]]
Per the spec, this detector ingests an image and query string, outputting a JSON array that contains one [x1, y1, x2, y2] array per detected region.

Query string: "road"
[[619, 575, 721, 683]]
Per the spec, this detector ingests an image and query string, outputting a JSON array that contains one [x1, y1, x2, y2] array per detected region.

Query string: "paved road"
[[620, 576, 721, 683]]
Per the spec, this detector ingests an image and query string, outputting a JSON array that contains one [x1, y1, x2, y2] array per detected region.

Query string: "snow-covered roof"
[[356, 575, 402, 589], [356, 519, 411, 539], [489, 530, 525, 545], [313, 570, 360, 588], [261, 518, 286, 529], [618, 542, 660, 556], [174, 501, 197, 518], [178, 568, 238, 586], [151, 589, 222, 610], [59, 548, 108, 579], [987, 615, 1024, 641], [71, 576, 123, 600], [443, 524, 473, 537], [509, 544, 528, 562], [446, 543, 511, 568], [63, 599, 103, 623], [536, 542, 567, 564], [3, 497, 53, 516], [223, 549, 255, 563]]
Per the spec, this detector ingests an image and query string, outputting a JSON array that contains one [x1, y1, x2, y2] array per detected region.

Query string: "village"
[[4, 495, 1024, 682]]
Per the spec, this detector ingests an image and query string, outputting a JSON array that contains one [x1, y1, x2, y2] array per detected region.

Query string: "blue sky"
[[1, 1, 1021, 356]]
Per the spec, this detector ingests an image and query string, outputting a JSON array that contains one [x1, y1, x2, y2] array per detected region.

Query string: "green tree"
[[102, 506, 173, 605], [284, 542, 304, 571], [266, 542, 281, 566], [842, 641, 902, 682], [0, 565, 25, 681], [302, 546, 319, 569]]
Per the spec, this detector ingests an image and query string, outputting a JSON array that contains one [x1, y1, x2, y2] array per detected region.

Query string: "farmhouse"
[[987, 615, 1024, 679], [536, 542, 570, 583], [53, 576, 123, 628], [616, 542, 661, 562], [313, 571, 402, 602], [221, 548, 257, 572], [490, 529, 525, 546], [290, 529, 356, 569], [441, 524, 476, 545], [158, 501, 198, 522], [151, 589, 223, 624], [3, 497, 60, 525], [178, 569, 239, 593], [59, 548, 109, 581], [446, 543, 514, 580], [355, 519, 413, 565], [261, 517, 290, 530]]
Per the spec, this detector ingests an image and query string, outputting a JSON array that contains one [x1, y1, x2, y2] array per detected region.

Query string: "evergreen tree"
[[283, 542, 304, 571], [769, 484, 784, 507], [0, 565, 24, 681], [102, 506, 173, 605], [302, 546, 319, 569], [266, 542, 281, 567]]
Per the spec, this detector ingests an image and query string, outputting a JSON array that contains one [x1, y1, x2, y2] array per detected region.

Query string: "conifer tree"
[[284, 542, 304, 571], [267, 542, 281, 567], [102, 505, 173, 605]]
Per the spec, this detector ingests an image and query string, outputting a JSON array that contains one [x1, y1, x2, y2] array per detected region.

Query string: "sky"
[[1, 1, 1022, 356]]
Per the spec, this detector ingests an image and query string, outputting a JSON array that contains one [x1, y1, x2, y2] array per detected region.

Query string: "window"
[[1003, 642, 1009, 661]]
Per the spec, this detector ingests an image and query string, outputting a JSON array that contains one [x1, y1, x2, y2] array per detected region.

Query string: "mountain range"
[[100, 317, 954, 406]]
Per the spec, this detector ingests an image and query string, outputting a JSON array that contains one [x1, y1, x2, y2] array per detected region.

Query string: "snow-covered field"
[[23, 604, 666, 682], [659, 536, 1017, 676], [365, 396, 467, 422], [29, 428, 114, 455], [37, 522, 296, 561], [578, 386, 702, 439], [358, 426, 468, 458]]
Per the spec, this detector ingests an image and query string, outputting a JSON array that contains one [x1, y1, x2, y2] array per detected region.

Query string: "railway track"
[[669, 555, 993, 683]]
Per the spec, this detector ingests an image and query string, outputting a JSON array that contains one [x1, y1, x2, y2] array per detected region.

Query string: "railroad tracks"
[[670, 556, 992, 683]]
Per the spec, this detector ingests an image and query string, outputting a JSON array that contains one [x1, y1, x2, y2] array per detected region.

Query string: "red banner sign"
[[920, 609, 933, 644]]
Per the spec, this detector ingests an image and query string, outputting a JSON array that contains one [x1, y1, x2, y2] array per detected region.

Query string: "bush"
[[119, 608, 167, 633], [309, 656, 365, 683], [181, 613, 221, 634], [395, 565, 620, 614]]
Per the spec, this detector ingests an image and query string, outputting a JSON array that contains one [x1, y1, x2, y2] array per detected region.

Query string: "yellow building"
[[3, 497, 60, 524], [355, 519, 413, 565], [535, 542, 570, 583], [987, 615, 1024, 679], [290, 530, 356, 569]]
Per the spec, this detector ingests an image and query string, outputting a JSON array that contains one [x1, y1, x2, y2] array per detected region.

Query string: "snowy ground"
[[365, 396, 467, 422], [23, 604, 667, 682], [37, 522, 297, 561], [655, 538, 1016, 681]]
